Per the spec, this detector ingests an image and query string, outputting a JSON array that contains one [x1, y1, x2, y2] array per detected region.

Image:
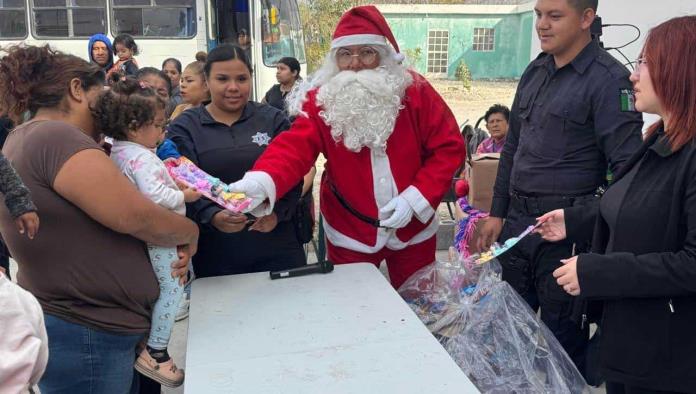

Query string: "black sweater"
[[566, 127, 696, 392]]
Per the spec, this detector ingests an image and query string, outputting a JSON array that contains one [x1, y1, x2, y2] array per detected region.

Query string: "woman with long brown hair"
[[537, 16, 696, 393]]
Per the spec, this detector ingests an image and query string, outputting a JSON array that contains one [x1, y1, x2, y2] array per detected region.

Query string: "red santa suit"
[[243, 6, 465, 287]]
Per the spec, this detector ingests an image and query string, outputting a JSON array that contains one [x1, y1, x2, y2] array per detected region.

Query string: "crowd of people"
[[0, 1, 695, 393]]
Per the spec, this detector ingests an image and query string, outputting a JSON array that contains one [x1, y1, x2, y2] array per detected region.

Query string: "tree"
[[299, 0, 483, 72], [300, 0, 361, 72]]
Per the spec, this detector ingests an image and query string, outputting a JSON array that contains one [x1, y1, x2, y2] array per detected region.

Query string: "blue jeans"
[[146, 245, 184, 349], [40, 314, 142, 394]]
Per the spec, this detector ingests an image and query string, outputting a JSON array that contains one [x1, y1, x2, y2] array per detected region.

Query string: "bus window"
[[111, 0, 195, 38], [0, 0, 27, 39], [31, 0, 106, 38], [260, 0, 305, 66]]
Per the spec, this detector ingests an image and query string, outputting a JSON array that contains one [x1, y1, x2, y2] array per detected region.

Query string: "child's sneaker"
[[134, 347, 184, 388]]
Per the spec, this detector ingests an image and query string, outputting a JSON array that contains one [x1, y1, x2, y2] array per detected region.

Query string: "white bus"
[[0, 0, 306, 99]]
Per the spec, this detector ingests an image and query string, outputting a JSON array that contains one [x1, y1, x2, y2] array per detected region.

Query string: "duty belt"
[[509, 191, 597, 217]]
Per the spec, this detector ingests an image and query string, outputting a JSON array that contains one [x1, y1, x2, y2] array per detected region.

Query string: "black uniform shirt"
[[167, 102, 304, 276], [490, 40, 643, 218], [167, 101, 299, 224]]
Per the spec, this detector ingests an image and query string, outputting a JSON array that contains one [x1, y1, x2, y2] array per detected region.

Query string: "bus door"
[[206, 0, 251, 54]]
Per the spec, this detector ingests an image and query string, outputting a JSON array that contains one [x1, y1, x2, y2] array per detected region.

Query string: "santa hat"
[[331, 5, 405, 62]]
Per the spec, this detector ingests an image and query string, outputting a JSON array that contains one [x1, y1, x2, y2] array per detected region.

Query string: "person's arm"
[[0, 153, 36, 218], [594, 75, 644, 174], [125, 151, 184, 212], [401, 77, 465, 224], [490, 89, 521, 219], [53, 149, 198, 248], [246, 92, 324, 208], [264, 111, 301, 222], [578, 166, 696, 299], [474, 85, 524, 252], [301, 166, 317, 197]]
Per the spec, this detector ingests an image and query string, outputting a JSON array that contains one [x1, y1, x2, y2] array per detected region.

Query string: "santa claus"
[[231, 5, 465, 288]]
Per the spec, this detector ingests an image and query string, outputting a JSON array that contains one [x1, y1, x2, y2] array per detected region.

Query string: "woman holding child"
[[0, 44, 198, 393]]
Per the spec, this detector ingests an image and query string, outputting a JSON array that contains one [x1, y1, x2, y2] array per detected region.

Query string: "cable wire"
[[603, 23, 641, 50]]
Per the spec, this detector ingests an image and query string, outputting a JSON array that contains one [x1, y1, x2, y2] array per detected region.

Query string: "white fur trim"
[[331, 34, 388, 49], [322, 213, 440, 253], [244, 171, 276, 216], [401, 185, 435, 223]]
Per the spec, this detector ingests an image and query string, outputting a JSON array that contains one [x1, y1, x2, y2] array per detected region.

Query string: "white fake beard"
[[316, 66, 412, 152]]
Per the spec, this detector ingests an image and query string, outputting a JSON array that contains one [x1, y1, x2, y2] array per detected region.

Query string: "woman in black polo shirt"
[[168, 45, 305, 278], [262, 57, 301, 114]]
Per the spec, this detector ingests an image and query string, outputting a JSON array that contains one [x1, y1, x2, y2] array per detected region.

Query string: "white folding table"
[[185, 263, 479, 393]]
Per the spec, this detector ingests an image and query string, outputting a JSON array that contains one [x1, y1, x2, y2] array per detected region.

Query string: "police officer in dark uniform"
[[476, 0, 643, 375], [167, 45, 306, 278]]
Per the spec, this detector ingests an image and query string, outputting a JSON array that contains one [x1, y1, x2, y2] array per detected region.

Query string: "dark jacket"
[[566, 127, 696, 392], [263, 84, 288, 112]]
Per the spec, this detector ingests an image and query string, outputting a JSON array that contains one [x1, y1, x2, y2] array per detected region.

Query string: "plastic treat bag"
[[164, 156, 252, 213], [399, 255, 589, 393]]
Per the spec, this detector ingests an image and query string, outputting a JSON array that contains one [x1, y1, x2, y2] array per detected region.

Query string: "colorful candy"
[[164, 156, 252, 213]]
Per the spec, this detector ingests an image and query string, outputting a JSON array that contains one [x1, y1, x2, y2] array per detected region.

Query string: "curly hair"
[[93, 77, 166, 141], [0, 44, 104, 124]]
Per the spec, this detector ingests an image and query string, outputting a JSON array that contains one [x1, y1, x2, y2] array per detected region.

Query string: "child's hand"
[[15, 211, 39, 239], [183, 187, 202, 203]]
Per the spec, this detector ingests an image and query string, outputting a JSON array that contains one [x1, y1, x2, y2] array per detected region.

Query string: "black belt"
[[510, 190, 597, 216], [328, 180, 383, 228]]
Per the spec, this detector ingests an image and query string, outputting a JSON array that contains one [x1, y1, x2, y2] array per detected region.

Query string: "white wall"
[[530, 0, 696, 62], [528, 0, 696, 128]]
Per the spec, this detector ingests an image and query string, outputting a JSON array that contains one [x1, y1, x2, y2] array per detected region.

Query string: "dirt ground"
[[432, 79, 518, 127]]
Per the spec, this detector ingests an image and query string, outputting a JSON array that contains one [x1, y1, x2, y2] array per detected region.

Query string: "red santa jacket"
[[251, 72, 465, 253]]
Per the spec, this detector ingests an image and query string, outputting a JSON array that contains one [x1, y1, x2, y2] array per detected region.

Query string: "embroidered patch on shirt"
[[251, 132, 271, 146], [620, 88, 637, 112]]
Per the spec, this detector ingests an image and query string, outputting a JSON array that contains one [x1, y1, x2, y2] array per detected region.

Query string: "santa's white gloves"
[[228, 172, 275, 217], [379, 195, 414, 229]]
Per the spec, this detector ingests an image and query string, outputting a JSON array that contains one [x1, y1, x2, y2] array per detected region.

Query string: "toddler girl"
[[93, 77, 199, 388], [107, 34, 139, 82]]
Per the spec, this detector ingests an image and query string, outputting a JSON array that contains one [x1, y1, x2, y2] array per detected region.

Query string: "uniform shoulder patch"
[[619, 88, 637, 112]]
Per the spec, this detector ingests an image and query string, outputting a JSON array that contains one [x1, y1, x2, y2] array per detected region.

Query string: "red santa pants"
[[326, 235, 436, 289]]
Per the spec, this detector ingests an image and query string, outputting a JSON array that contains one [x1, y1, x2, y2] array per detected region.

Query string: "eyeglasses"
[[336, 47, 378, 67], [631, 57, 648, 76], [633, 57, 649, 68]]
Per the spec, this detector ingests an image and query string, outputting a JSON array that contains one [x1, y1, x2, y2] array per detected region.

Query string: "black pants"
[[606, 381, 684, 394], [498, 205, 589, 375]]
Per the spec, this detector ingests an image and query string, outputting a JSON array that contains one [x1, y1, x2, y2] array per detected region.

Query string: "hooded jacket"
[[87, 33, 113, 73]]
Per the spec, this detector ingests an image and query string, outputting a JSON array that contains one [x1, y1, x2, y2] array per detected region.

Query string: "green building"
[[377, 2, 534, 80]]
